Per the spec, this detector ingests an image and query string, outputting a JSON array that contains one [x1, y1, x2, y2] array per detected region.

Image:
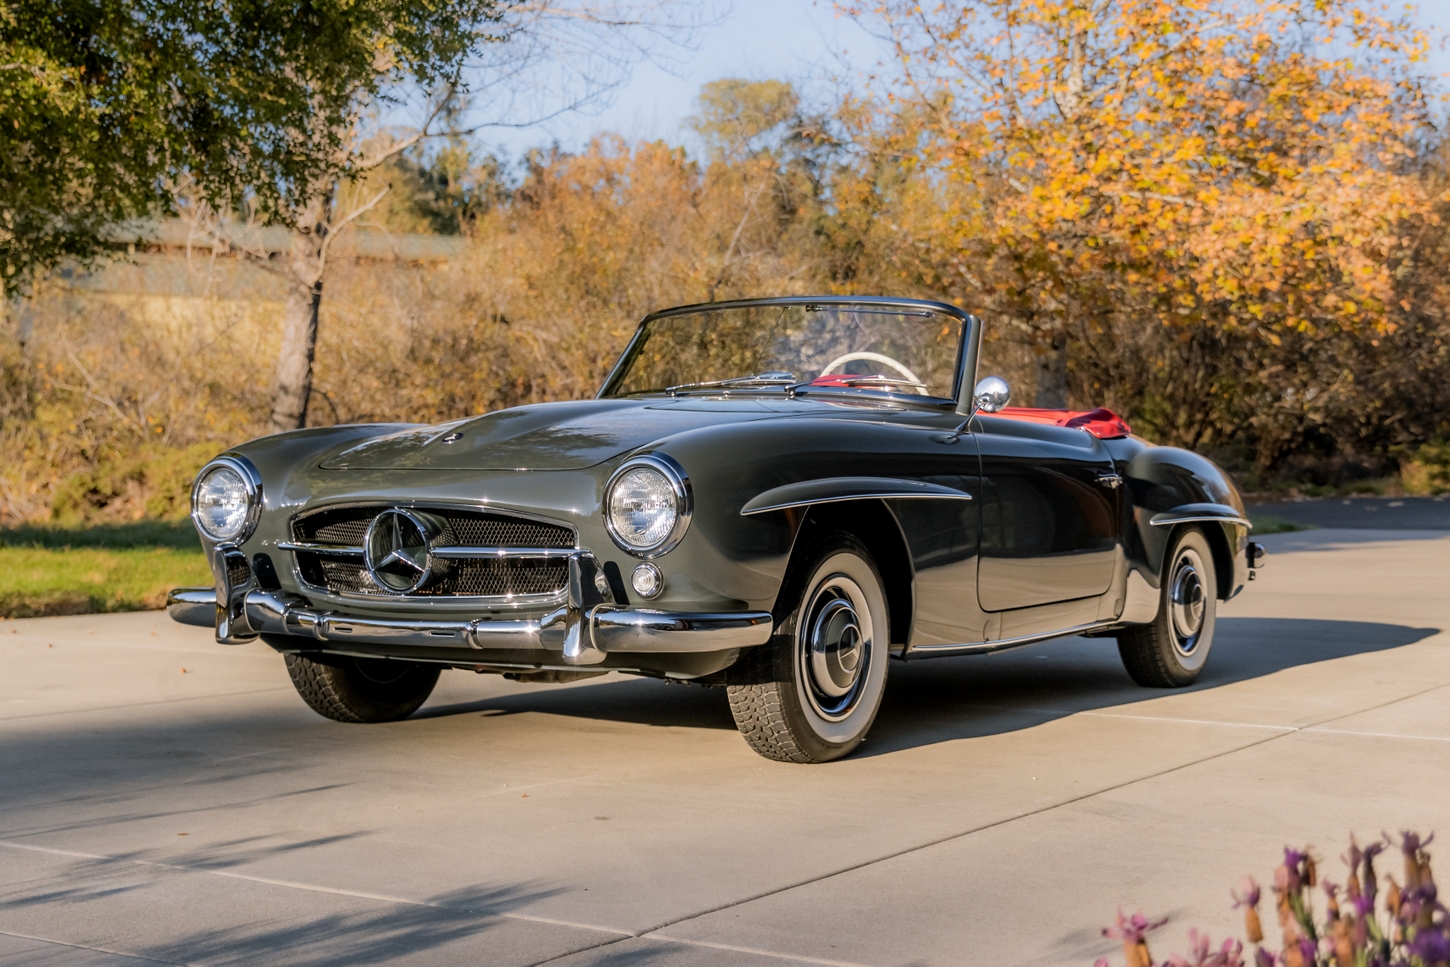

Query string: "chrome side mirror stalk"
[[937, 376, 1012, 445]]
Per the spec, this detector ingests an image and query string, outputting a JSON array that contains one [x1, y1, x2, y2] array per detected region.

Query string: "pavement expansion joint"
[[0, 927, 193, 966], [0, 686, 294, 723], [0, 840, 637, 940], [640, 933, 878, 967]]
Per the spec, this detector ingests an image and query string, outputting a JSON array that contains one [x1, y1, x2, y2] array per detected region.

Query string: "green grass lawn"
[[1247, 512, 1309, 535], [0, 522, 210, 618]]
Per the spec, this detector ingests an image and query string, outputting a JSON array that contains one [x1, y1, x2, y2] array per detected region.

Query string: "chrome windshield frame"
[[596, 296, 981, 410]]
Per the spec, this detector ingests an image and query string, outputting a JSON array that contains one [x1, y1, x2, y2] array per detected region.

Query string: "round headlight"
[[604, 455, 691, 556], [191, 458, 260, 544]]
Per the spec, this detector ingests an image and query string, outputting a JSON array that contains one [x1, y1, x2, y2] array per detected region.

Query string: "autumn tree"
[[861, 0, 1441, 408]]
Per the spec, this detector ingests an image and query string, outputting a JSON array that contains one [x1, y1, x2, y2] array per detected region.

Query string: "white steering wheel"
[[819, 351, 929, 395]]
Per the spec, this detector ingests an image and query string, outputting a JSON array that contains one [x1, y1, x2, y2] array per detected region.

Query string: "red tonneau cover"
[[993, 407, 1132, 440]]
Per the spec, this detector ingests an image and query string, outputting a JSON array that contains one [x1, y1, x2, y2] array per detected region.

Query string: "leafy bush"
[[1401, 442, 1450, 496], [49, 442, 221, 524], [1096, 831, 1445, 967]]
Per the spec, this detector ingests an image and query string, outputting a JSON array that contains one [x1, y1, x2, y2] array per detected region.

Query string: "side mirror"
[[972, 376, 1011, 414]]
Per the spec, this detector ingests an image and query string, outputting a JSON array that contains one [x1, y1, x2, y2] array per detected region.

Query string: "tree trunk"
[[1034, 331, 1069, 408], [269, 198, 331, 432]]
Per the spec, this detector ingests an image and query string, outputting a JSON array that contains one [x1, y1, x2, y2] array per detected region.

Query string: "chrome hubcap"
[[798, 576, 871, 722], [1169, 550, 1206, 655]]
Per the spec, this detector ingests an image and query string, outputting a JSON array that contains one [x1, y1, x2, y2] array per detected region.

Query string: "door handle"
[[1096, 472, 1123, 489]]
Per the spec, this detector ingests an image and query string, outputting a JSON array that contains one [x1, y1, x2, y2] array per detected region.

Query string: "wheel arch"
[[1163, 521, 1236, 602], [790, 499, 914, 648]]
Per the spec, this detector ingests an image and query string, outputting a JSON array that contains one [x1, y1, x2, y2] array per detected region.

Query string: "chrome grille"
[[293, 506, 573, 549], [290, 505, 574, 599]]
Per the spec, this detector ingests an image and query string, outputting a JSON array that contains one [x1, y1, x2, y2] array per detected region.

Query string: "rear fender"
[[1120, 446, 1250, 602]]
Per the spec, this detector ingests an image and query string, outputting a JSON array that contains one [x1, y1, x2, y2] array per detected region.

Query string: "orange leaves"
[[867, 0, 1439, 344]]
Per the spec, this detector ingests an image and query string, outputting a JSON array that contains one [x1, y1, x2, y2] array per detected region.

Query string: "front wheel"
[[284, 653, 440, 723], [727, 533, 890, 763], [1116, 527, 1217, 687]]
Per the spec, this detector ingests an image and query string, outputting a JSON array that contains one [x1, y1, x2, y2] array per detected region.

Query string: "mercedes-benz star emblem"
[[365, 509, 434, 593]]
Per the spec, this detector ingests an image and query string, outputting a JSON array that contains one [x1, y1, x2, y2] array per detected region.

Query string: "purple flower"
[[1102, 907, 1167, 944], [1401, 830, 1434, 854], [1215, 937, 1246, 967], [1409, 928, 1450, 963], [1362, 837, 1389, 904], [1231, 877, 1261, 909], [1252, 948, 1273, 967]]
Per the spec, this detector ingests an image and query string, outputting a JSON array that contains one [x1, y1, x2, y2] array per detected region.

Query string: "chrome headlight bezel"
[[603, 453, 692, 558], [190, 455, 262, 545]]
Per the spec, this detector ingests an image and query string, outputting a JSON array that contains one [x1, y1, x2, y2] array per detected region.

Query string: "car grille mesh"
[[291, 506, 574, 599]]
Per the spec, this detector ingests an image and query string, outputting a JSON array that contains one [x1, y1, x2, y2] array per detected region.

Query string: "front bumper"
[[166, 586, 773, 663]]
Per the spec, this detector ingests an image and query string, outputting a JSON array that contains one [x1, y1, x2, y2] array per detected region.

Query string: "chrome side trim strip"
[[741, 476, 973, 516], [907, 621, 1119, 659]]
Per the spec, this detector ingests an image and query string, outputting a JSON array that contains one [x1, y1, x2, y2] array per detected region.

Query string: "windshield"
[[602, 302, 966, 400]]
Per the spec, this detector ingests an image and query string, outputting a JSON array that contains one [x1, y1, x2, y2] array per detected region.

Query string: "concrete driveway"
[[2, 526, 1448, 967]]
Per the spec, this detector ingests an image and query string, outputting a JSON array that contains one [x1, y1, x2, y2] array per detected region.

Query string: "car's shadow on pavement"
[[859, 616, 1439, 756], [415, 617, 1440, 755]]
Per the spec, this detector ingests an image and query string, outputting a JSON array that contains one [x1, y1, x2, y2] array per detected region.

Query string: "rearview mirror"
[[972, 376, 1010, 414]]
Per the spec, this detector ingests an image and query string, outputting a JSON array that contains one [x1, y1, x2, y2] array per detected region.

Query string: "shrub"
[[1401, 441, 1450, 496], [49, 441, 222, 524]]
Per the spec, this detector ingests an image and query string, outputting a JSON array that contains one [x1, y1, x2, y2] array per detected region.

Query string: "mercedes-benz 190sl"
[[168, 296, 1265, 762]]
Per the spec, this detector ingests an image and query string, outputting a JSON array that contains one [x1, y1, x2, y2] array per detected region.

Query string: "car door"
[[974, 416, 1120, 613]]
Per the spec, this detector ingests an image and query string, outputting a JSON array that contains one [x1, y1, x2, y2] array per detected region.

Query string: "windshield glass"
[[602, 302, 965, 400]]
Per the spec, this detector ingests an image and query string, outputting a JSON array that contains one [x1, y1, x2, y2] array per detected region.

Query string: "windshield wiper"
[[788, 375, 929, 396], [665, 372, 796, 396]]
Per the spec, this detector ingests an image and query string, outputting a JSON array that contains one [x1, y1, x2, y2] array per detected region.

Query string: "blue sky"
[[475, 0, 1450, 157]]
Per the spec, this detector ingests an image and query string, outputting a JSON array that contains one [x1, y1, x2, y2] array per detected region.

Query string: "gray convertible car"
[[169, 296, 1264, 762]]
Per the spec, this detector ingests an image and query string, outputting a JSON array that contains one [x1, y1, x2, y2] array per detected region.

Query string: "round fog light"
[[631, 563, 663, 598]]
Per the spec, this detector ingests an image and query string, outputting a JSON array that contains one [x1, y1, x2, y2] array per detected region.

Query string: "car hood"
[[320, 398, 796, 471]]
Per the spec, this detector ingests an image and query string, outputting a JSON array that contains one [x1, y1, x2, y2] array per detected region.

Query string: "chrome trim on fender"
[[166, 587, 217, 627], [1149, 504, 1251, 530], [740, 476, 972, 516], [1150, 514, 1251, 528]]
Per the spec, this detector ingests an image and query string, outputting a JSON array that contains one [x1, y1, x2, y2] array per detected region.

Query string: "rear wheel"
[[727, 533, 889, 763], [1116, 527, 1217, 687], [284, 654, 440, 723]]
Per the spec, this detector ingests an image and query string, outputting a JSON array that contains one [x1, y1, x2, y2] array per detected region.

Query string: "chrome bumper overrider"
[[167, 548, 773, 666]]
